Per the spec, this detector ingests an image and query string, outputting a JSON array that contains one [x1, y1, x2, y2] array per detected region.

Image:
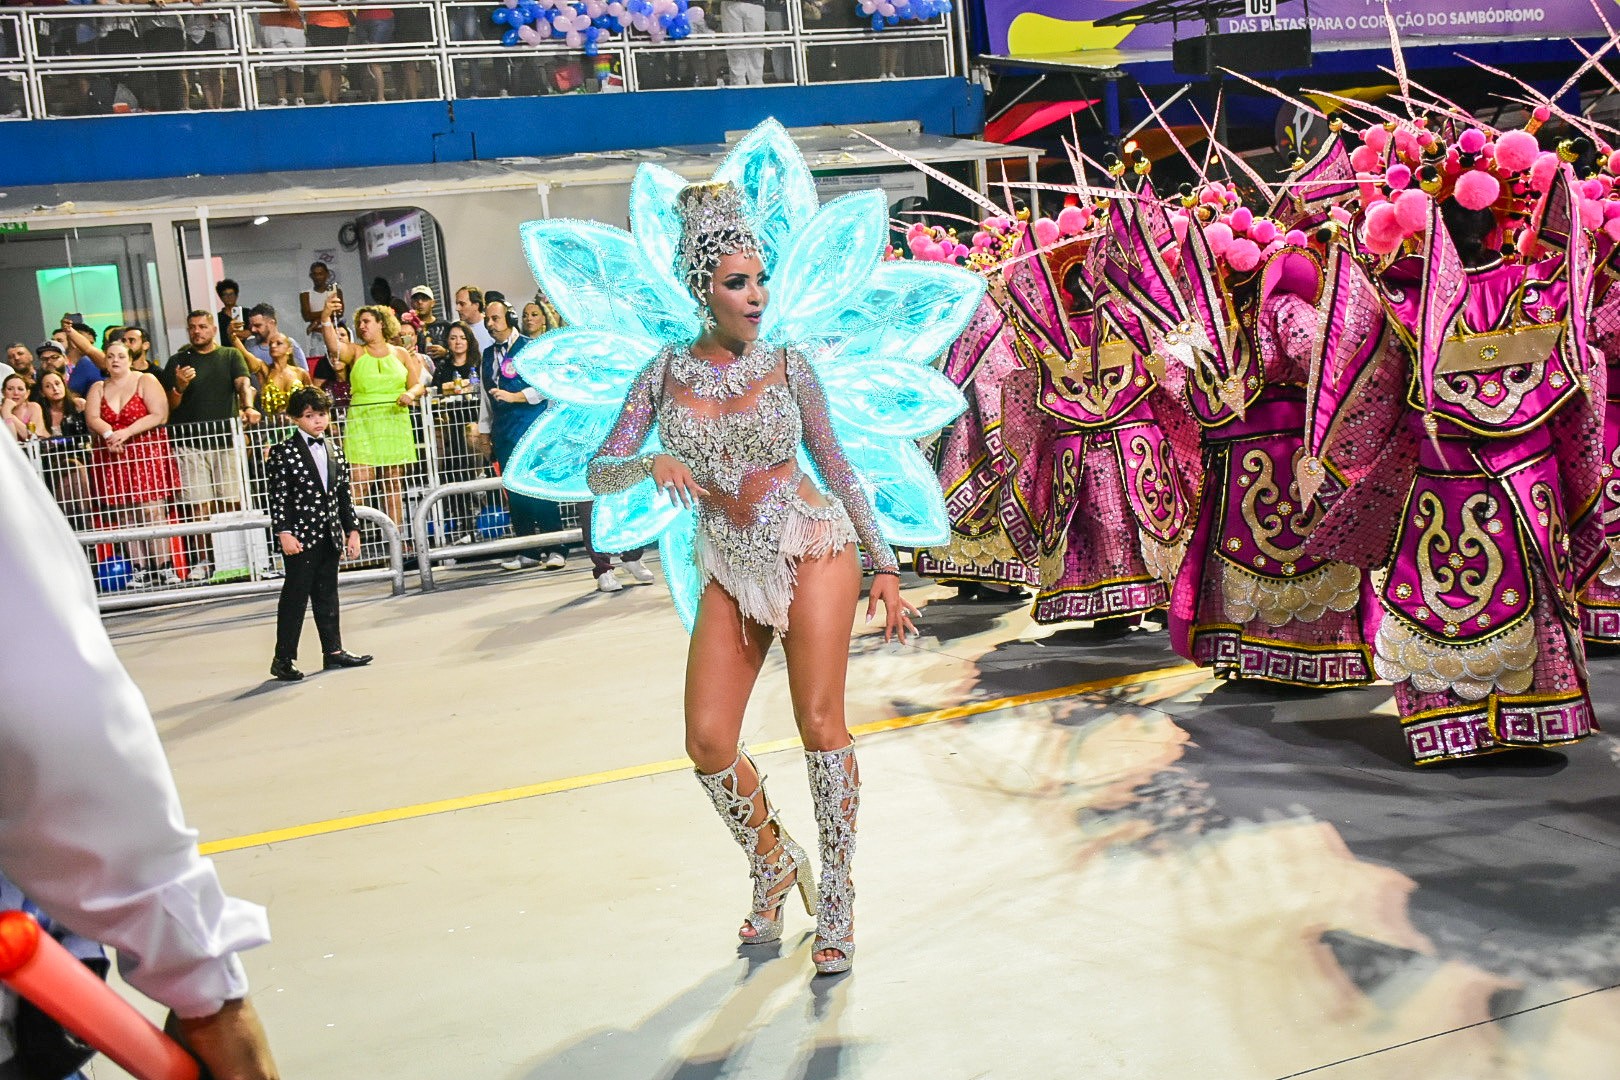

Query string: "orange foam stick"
[[0, 910, 200, 1080]]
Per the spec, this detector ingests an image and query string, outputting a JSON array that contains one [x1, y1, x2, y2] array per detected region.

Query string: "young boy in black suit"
[[268, 386, 372, 681]]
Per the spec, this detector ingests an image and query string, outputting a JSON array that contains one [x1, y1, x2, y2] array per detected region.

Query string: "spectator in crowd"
[[394, 319, 435, 394], [304, 3, 351, 104], [370, 276, 407, 317], [257, 332, 313, 420], [215, 278, 244, 345], [161, 311, 259, 580], [34, 368, 93, 529], [3, 342, 31, 384], [311, 320, 352, 407], [33, 341, 66, 390], [1, 436, 281, 1080], [268, 385, 371, 682], [431, 320, 483, 545], [184, 8, 231, 110], [233, 303, 309, 379], [521, 296, 653, 591], [59, 319, 108, 396], [410, 285, 448, 362], [2, 373, 44, 441], [121, 325, 157, 372], [724, 0, 767, 85], [100, 323, 126, 351], [320, 297, 424, 533], [455, 285, 495, 353], [356, 5, 394, 101], [473, 299, 565, 572], [257, 0, 306, 106], [301, 260, 343, 361], [85, 341, 181, 589]]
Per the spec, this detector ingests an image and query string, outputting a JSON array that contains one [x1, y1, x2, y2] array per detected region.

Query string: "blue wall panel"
[[0, 78, 983, 189]]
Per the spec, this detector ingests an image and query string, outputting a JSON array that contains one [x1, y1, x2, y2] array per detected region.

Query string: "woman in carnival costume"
[[504, 120, 983, 973], [1107, 149, 1376, 687], [1305, 99, 1610, 764]]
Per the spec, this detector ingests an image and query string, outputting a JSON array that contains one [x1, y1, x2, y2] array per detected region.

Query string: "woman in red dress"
[[85, 342, 181, 588]]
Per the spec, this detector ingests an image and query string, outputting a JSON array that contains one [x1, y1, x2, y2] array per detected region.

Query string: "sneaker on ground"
[[500, 557, 526, 571], [596, 572, 624, 593], [544, 553, 566, 570], [159, 567, 184, 587], [521, 555, 544, 569], [186, 561, 211, 583], [128, 569, 156, 591], [621, 558, 655, 584], [452, 533, 475, 546]]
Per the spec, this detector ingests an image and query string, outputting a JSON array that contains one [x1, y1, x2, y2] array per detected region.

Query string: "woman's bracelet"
[[872, 568, 900, 578]]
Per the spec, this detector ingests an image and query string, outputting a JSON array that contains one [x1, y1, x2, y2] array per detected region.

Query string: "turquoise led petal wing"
[[520, 219, 698, 343], [510, 328, 658, 407], [657, 507, 704, 632], [818, 359, 965, 438], [629, 162, 689, 283], [807, 260, 987, 367], [501, 403, 617, 502], [712, 118, 819, 272], [590, 477, 685, 553], [763, 190, 889, 344], [840, 432, 952, 547]]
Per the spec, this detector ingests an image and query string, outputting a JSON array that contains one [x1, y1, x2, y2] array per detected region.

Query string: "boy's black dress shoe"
[[270, 658, 304, 682], [323, 650, 373, 670]]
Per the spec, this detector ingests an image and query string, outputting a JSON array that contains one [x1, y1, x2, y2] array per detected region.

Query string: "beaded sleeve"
[[586, 351, 667, 495], [786, 349, 899, 571]]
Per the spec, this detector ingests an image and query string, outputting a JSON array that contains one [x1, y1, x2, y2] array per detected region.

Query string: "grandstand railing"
[[22, 388, 589, 609], [0, 0, 960, 120]]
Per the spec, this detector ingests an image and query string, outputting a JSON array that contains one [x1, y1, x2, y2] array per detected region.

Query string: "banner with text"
[[987, 0, 1615, 58]]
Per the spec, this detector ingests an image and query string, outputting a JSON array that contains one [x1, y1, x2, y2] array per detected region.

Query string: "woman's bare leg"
[[351, 463, 374, 516], [686, 581, 783, 938], [781, 544, 862, 967]]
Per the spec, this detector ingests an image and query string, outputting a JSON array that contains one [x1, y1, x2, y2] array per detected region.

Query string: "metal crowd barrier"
[[0, 0, 961, 119], [25, 389, 594, 610]]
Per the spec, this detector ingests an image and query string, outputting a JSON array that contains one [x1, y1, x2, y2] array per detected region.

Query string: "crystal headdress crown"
[[676, 181, 760, 299]]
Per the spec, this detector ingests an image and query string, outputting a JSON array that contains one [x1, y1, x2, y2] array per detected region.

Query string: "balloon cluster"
[[492, 0, 704, 52], [1341, 108, 1620, 257], [856, 0, 952, 32]]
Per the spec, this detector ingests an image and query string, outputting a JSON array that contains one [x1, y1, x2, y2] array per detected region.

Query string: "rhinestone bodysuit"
[[588, 344, 898, 632]]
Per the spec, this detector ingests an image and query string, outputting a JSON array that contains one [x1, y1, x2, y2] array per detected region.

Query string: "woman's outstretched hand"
[[865, 572, 919, 643]]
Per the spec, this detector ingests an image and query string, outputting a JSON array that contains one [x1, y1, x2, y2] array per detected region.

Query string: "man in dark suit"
[[268, 386, 372, 681]]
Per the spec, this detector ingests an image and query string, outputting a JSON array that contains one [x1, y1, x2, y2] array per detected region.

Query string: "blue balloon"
[[585, 25, 600, 38], [95, 556, 134, 592], [501, 26, 522, 45], [492, 7, 512, 24], [584, 42, 599, 55], [870, 14, 883, 28]]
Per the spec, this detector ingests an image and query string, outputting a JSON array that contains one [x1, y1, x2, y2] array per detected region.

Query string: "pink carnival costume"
[[1310, 124, 1607, 764], [1577, 239, 1620, 642]]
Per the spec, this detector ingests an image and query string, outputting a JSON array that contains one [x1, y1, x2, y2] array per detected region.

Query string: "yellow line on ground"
[[199, 662, 1201, 856]]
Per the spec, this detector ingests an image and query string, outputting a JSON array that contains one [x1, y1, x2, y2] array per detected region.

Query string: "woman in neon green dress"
[[320, 300, 425, 530]]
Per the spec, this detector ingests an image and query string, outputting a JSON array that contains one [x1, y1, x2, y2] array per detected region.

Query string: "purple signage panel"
[[988, 0, 1610, 57]]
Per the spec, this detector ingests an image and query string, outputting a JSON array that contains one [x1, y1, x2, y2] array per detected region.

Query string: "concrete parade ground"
[[95, 560, 1620, 1079]]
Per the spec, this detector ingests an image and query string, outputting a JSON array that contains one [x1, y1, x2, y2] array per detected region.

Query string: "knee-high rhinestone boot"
[[805, 741, 859, 974], [695, 747, 817, 945]]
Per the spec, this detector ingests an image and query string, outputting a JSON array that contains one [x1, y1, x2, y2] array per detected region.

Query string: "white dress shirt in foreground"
[[0, 436, 270, 1021]]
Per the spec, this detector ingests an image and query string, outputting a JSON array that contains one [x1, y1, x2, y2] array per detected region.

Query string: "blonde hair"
[[354, 304, 401, 345]]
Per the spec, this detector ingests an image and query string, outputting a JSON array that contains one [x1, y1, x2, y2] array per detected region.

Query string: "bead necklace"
[[670, 342, 777, 399]]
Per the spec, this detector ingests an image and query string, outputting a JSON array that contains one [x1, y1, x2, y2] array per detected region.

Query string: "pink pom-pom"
[[1417, 131, 1436, 149], [953, 243, 970, 259], [1387, 163, 1413, 190], [910, 238, 940, 260], [1518, 228, 1540, 259], [1530, 152, 1560, 193], [1199, 185, 1225, 206], [1609, 150, 1620, 176], [1581, 199, 1604, 231], [1284, 229, 1308, 247], [1458, 128, 1487, 154], [906, 222, 929, 241], [1205, 221, 1234, 255], [1365, 200, 1403, 248], [1393, 189, 1431, 234], [1365, 126, 1391, 153], [1226, 238, 1262, 272], [1169, 211, 1190, 245], [1605, 201, 1620, 221], [1495, 129, 1539, 173], [1606, 218, 1620, 243], [1357, 172, 1381, 204], [1056, 205, 1086, 236], [1032, 217, 1059, 247], [1454, 170, 1500, 210], [1165, 248, 1182, 272], [1229, 206, 1253, 233], [1533, 105, 1552, 123], [1394, 132, 1419, 160], [1262, 240, 1284, 259], [1330, 206, 1353, 225], [1350, 145, 1381, 173], [1249, 218, 1279, 244], [985, 215, 1012, 232], [1582, 179, 1605, 201]]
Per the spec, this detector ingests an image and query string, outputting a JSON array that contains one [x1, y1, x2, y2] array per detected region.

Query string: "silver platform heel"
[[805, 741, 859, 975], [696, 747, 818, 945]]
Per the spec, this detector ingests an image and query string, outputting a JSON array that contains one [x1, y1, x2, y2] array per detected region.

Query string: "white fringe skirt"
[[696, 497, 858, 635]]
